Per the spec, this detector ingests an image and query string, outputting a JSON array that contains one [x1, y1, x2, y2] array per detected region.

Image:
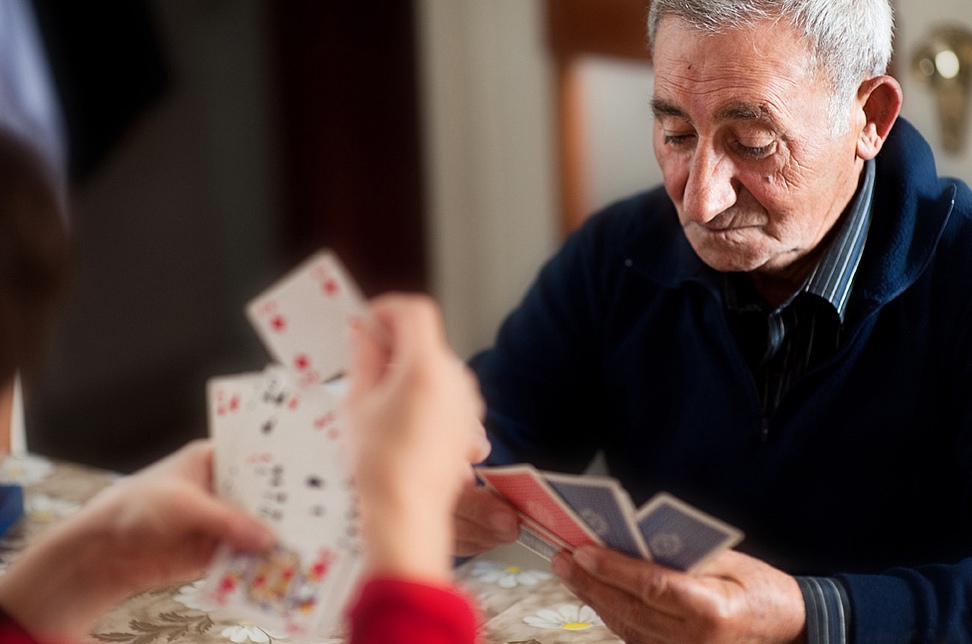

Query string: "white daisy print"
[[220, 623, 287, 643], [524, 604, 605, 630], [26, 494, 79, 522], [0, 454, 52, 485], [172, 579, 240, 622], [173, 580, 221, 612], [469, 560, 552, 588]]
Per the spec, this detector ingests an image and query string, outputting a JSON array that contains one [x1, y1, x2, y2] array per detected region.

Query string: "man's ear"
[[855, 75, 903, 160]]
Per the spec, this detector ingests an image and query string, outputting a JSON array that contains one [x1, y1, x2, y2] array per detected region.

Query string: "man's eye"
[[664, 134, 694, 147], [733, 141, 774, 159]]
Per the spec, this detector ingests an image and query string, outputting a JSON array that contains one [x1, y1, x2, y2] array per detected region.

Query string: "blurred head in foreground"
[[0, 129, 69, 385]]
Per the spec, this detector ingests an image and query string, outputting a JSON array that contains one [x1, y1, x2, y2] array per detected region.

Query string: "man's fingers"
[[453, 484, 520, 555], [557, 545, 699, 634], [455, 484, 520, 536], [567, 545, 703, 614], [552, 550, 683, 642], [454, 510, 518, 556], [454, 520, 508, 556]]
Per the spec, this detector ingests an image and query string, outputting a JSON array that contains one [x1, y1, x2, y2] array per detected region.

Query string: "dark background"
[[25, 0, 427, 472]]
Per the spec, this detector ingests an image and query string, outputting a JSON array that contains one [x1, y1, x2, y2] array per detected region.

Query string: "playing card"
[[515, 522, 570, 562], [207, 365, 306, 505], [246, 382, 358, 543], [207, 369, 280, 506], [203, 249, 377, 635], [205, 370, 363, 636], [202, 540, 357, 637], [246, 250, 367, 386], [636, 493, 743, 571], [543, 472, 648, 558], [476, 464, 602, 552]]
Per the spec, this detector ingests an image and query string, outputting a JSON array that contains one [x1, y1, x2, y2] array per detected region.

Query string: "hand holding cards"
[[343, 294, 491, 583], [476, 464, 743, 572], [201, 250, 368, 636]]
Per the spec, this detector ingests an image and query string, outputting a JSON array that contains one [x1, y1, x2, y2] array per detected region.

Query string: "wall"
[[578, 56, 659, 214], [26, 0, 282, 470], [416, 0, 559, 358]]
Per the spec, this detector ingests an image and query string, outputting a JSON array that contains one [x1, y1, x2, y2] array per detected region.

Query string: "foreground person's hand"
[[0, 440, 275, 643], [346, 294, 492, 583]]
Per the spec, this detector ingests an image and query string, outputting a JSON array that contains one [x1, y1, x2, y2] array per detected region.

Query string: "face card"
[[246, 250, 366, 386], [543, 472, 648, 558], [636, 493, 743, 572], [475, 464, 602, 551], [202, 540, 356, 637]]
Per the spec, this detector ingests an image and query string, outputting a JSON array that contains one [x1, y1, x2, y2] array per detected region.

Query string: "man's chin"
[[687, 240, 768, 274], [699, 257, 762, 273]]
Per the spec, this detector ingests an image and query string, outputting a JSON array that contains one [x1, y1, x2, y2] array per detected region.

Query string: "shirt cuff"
[[795, 576, 851, 644]]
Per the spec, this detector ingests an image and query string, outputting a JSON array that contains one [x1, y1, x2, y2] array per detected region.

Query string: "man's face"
[[651, 17, 864, 281]]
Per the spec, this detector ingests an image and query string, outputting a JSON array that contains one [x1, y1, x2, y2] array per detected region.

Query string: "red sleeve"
[[0, 608, 39, 644], [348, 577, 480, 644]]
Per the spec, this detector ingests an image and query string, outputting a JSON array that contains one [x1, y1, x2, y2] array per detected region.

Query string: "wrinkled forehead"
[[650, 16, 828, 124], [653, 16, 816, 90]]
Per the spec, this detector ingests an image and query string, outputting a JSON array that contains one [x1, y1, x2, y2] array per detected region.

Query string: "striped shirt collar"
[[803, 158, 876, 321], [722, 158, 875, 321]]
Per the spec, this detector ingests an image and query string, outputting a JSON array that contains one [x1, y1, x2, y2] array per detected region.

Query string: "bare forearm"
[[359, 490, 455, 585], [0, 514, 123, 642], [0, 441, 273, 642]]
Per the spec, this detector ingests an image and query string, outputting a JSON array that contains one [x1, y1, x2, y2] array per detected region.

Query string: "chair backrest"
[[545, 0, 652, 234]]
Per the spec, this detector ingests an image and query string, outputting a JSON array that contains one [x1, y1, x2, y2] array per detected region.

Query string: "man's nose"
[[682, 148, 737, 223]]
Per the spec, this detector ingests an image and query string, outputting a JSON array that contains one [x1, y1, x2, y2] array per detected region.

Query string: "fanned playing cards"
[[200, 250, 367, 637], [476, 463, 743, 571]]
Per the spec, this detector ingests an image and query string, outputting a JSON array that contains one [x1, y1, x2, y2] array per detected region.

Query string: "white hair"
[[647, 0, 894, 135]]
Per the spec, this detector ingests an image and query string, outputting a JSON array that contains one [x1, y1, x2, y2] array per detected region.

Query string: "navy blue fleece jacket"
[[473, 118, 972, 641]]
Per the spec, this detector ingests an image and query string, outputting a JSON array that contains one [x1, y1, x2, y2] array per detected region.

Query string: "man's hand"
[[453, 480, 521, 556], [552, 546, 807, 643]]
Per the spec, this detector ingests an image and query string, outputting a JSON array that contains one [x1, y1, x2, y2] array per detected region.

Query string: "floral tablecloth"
[[0, 454, 623, 644]]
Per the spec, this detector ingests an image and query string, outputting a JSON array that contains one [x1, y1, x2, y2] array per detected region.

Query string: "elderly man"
[[460, 0, 972, 642]]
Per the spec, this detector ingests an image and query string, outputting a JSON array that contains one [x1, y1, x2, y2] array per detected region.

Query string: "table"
[[0, 453, 624, 644]]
